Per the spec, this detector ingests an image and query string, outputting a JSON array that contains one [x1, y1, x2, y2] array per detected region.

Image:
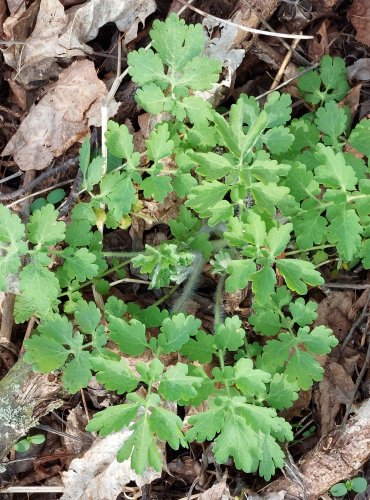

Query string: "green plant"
[[330, 477, 368, 497], [1, 13, 370, 480], [30, 188, 66, 212], [14, 433, 45, 452]]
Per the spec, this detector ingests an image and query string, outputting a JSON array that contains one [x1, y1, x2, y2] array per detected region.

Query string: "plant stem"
[[171, 253, 204, 313], [315, 258, 338, 269], [59, 259, 132, 297], [284, 244, 335, 256], [102, 251, 140, 258], [152, 284, 181, 307], [214, 274, 226, 326]]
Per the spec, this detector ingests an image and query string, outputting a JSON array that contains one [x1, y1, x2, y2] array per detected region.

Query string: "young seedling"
[[330, 477, 368, 497]]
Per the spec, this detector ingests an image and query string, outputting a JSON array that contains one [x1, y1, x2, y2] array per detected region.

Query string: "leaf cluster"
[[1, 13, 368, 482]]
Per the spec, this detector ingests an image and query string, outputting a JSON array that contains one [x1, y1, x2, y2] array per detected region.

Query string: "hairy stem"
[[171, 253, 204, 313], [214, 274, 226, 326]]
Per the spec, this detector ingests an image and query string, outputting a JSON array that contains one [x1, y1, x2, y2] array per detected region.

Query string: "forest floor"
[[1, 0, 370, 499]]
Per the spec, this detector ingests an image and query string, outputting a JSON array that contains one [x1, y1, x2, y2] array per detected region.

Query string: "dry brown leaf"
[[63, 404, 90, 455], [348, 0, 370, 47], [198, 473, 230, 500], [2, 0, 156, 87], [61, 428, 160, 500], [2, 59, 119, 170], [314, 360, 355, 435], [342, 84, 362, 121], [2, 0, 38, 45], [167, 456, 202, 485], [314, 291, 353, 342], [6, 0, 25, 14], [308, 20, 329, 61], [224, 288, 248, 314], [200, 19, 245, 106], [348, 59, 370, 82]]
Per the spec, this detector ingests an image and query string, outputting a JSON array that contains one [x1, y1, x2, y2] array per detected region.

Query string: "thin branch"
[[6, 179, 74, 208], [321, 283, 370, 290], [0, 487, 65, 494], [243, 0, 310, 65], [0, 157, 78, 201], [0, 171, 23, 184], [256, 63, 320, 100], [270, 35, 301, 90], [176, 0, 313, 40]]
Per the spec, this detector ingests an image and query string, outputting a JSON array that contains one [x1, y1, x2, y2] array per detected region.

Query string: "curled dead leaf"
[[2, 0, 156, 87], [2, 59, 119, 170], [348, 0, 370, 47]]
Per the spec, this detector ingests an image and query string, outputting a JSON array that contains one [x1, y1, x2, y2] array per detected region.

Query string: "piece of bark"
[[260, 398, 370, 499], [0, 358, 62, 465]]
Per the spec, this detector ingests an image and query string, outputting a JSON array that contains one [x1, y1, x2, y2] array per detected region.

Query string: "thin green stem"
[[315, 258, 338, 269], [102, 251, 140, 258], [152, 284, 181, 307], [172, 253, 204, 313], [59, 259, 131, 297], [217, 347, 232, 398], [284, 244, 335, 257]]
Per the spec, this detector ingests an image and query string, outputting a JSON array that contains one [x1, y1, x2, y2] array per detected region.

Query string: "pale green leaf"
[[157, 313, 201, 353], [158, 363, 202, 401], [15, 264, 60, 322], [91, 356, 139, 394], [265, 373, 298, 410], [86, 403, 140, 436], [277, 259, 324, 295], [140, 175, 172, 202], [235, 358, 271, 397], [27, 204, 65, 246], [109, 317, 148, 356], [74, 300, 101, 333], [327, 205, 362, 261], [149, 406, 187, 450], [226, 259, 256, 292], [214, 316, 245, 351]]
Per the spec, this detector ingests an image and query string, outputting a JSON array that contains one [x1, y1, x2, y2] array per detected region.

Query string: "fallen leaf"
[[342, 84, 362, 122], [198, 473, 230, 500], [313, 291, 353, 342], [280, 388, 312, 421], [314, 360, 355, 435], [348, 0, 370, 47], [63, 404, 90, 455], [2, 59, 119, 170], [308, 20, 329, 61], [2, 0, 39, 44], [247, 493, 286, 500], [348, 59, 370, 82], [224, 288, 248, 314], [6, 0, 25, 14], [2, 0, 156, 88], [61, 428, 161, 500], [167, 456, 202, 485], [200, 18, 245, 106]]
